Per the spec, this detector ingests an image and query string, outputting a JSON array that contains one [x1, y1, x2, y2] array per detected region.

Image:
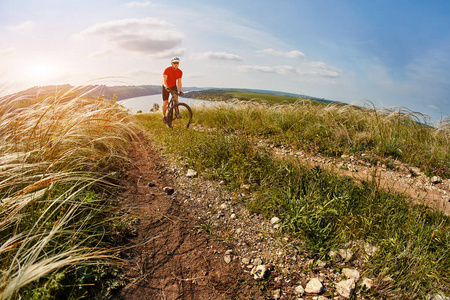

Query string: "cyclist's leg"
[[162, 86, 170, 122], [168, 86, 180, 117]]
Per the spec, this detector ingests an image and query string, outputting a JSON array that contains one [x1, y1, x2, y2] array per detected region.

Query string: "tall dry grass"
[[0, 87, 139, 299]]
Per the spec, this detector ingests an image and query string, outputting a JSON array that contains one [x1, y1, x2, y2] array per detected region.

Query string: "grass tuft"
[[1, 86, 140, 299]]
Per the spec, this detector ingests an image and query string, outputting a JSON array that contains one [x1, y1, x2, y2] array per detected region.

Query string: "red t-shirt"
[[163, 67, 182, 87]]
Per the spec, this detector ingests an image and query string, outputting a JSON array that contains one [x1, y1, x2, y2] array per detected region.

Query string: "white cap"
[[171, 57, 180, 63]]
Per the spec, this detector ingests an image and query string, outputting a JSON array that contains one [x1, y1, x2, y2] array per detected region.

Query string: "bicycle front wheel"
[[168, 102, 193, 128]]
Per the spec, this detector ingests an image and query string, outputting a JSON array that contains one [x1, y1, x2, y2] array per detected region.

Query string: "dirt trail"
[[117, 132, 449, 300], [118, 135, 262, 300]]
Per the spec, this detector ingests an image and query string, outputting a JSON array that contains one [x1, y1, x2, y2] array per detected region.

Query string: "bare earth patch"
[[118, 135, 263, 300]]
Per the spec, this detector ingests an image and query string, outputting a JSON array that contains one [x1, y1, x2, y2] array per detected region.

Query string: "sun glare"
[[30, 62, 59, 80]]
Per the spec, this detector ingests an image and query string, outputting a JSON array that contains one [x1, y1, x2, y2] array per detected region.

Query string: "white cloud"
[[124, 1, 155, 7], [258, 48, 306, 59], [0, 47, 15, 57], [299, 61, 342, 78], [239, 65, 296, 75], [8, 21, 34, 33], [240, 62, 341, 79], [88, 50, 111, 58], [198, 51, 243, 61], [77, 18, 184, 56]]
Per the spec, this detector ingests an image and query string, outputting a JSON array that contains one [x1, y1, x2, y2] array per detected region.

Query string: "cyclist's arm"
[[162, 74, 168, 88], [177, 78, 182, 93]]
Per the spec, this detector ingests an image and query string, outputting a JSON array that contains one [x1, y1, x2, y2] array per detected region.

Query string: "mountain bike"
[[165, 90, 193, 128]]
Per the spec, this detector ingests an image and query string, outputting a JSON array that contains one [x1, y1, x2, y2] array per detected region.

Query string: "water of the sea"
[[118, 94, 210, 114]]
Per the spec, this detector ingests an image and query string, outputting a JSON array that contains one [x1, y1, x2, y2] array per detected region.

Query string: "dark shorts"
[[162, 85, 178, 101]]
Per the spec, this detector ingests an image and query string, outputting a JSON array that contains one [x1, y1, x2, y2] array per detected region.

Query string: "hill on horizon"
[[2, 84, 335, 104]]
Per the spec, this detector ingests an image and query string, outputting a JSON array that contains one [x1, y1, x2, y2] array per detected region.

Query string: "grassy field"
[[0, 88, 139, 299], [136, 98, 449, 299], [1, 86, 449, 299], [189, 97, 449, 178]]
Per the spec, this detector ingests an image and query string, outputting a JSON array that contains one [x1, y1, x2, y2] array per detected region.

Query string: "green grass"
[[186, 89, 303, 104], [0, 87, 140, 299], [136, 101, 449, 299], [191, 101, 450, 178]]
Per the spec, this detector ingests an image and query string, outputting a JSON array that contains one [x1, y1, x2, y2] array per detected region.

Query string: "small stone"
[[316, 260, 327, 268], [230, 213, 236, 219], [220, 203, 228, 209], [224, 255, 232, 264], [163, 187, 174, 195], [342, 268, 360, 281], [427, 292, 449, 300], [242, 257, 251, 264], [431, 176, 443, 184], [338, 248, 353, 261], [186, 169, 198, 178], [305, 278, 323, 294], [271, 216, 280, 224], [294, 285, 305, 295], [272, 289, 281, 299], [361, 277, 373, 290], [240, 184, 251, 190], [335, 279, 356, 299], [252, 257, 263, 265], [251, 265, 268, 280], [364, 243, 378, 256], [328, 250, 337, 261]]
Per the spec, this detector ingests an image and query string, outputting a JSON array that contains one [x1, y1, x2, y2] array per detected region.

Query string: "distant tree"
[[137, 110, 142, 114], [151, 103, 160, 112]]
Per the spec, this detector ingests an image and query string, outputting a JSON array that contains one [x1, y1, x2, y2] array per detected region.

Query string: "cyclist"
[[162, 57, 184, 124]]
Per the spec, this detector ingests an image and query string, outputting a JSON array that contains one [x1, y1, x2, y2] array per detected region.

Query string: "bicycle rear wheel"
[[168, 102, 192, 128]]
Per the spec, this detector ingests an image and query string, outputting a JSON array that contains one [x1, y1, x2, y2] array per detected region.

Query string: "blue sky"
[[1, 0, 449, 123]]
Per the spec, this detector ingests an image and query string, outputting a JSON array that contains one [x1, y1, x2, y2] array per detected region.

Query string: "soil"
[[118, 134, 263, 300], [117, 130, 449, 300]]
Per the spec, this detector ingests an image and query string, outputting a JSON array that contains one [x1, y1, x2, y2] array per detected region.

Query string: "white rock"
[[304, 278, 323, 294], [241, 257, 251, 265], [361, 277, 373, 290], [335, 279, 356, 299], [271, 216, 280, 224], [252, 257, 263, 265], [427, 292, 450, 300], [328, 250, 337, 260], [431, 176, 443, 184], [251, 265, 268, 280], [338, 248, 354, 261], [224, 255, 232, 264], [316, 260, 327, 268], [272, 289, 281, 299], [240, 184, 251, 190], [186, 169, 198, 178], [294, 285, 305, 295], [342, 268, 360, 281], [364, 243, 378, 256]]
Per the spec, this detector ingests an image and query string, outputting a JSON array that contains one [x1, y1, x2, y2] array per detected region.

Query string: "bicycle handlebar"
[[169, 90, 184, 96]]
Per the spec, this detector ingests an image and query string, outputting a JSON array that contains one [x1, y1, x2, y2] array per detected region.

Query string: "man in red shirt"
[[162, 57, 183, 123]]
